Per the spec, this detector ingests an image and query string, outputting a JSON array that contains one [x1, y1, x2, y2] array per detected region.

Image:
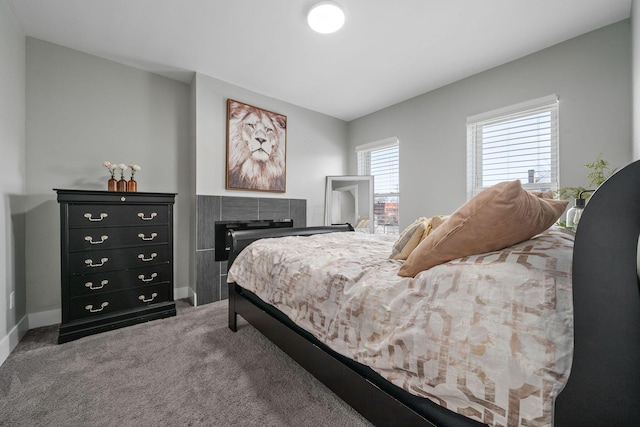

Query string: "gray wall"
[[0, 0, 27, 360], [24, 39, 192, 316], [349, 20, 632, 229]]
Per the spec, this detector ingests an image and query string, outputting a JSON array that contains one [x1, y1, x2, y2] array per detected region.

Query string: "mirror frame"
[[325, 175, 374, 233]]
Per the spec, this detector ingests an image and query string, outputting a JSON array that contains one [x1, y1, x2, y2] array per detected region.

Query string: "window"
[[467, 95, 559, 199], [356, 137, 399, 234]]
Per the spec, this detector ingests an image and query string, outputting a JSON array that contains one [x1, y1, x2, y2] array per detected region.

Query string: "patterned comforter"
[[227, 227, 574, 427]]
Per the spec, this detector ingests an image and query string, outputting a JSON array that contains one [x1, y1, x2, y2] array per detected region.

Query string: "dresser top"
[[55, 189, 177, 204]]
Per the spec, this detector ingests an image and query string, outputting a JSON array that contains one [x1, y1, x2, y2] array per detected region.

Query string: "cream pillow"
[[389, 217, 428, 260], [390, 215, 450, 260], [421, 215, 449, 241], [398, 181, 568, 277]]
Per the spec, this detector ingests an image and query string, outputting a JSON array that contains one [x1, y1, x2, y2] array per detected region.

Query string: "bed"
[[226, 159, 640, 426]]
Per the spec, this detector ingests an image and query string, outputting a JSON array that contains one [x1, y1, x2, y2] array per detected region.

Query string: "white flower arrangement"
[[117, 164, 128, 180], [103, 161, 117, 179], [128, 164, 141, 178], [103, 162, 141, 182]]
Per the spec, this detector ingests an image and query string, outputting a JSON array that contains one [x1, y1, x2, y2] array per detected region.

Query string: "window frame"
[[466, 95, 559, 199], [356, 137, 400, 234]]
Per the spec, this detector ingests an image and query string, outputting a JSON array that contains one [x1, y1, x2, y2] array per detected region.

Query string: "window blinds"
[[467, 95, 559, 198], [356, 137, 399, 234], [356, 138, 399, 197]]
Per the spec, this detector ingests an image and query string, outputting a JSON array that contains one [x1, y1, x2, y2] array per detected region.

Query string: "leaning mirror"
[[325, 175, 374, 233]]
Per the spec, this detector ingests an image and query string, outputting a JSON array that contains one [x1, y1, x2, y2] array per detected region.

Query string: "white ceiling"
[[7, 0, 632, 121]]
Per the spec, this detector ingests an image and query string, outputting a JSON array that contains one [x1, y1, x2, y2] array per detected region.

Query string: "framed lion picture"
[[226, 99, 287, 192]]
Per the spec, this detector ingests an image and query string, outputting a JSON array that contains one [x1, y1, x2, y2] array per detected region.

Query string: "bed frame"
[[228, 160, 640, 426]]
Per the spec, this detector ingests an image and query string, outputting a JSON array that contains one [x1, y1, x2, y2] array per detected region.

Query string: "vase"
[[107, 178, 117, 191], [127, 178, 137, 192], [117, 178, 127, 192]]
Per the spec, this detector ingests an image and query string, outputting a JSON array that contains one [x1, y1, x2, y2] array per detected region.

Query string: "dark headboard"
[[214, 219, 293, 261], [554, 159, 640, 425]]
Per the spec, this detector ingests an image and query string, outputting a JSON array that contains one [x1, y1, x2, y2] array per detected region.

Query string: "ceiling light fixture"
[[307, 1, 345, 34]]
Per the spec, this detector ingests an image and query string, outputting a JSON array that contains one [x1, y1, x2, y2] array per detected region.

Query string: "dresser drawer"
[[69, 245, 169, 275], [68, 225, 170, 251], [69, 282, 172, 320], [68, 263, 171, 297], [68, 204, 169, 227]]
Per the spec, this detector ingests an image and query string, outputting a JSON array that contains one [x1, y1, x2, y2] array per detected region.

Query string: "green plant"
[[557, 154, 617, 200], [584, 155, 617, 187]]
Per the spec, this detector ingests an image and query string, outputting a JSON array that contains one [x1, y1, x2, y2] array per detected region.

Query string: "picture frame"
[[226, 99, 287, 193]]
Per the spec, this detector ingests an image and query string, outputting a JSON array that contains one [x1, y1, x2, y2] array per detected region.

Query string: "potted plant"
[[557, 154, 617, 229]]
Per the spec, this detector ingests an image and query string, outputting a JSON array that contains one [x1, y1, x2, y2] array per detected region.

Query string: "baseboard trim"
[[188, 287, 197, 307], [2, 287, 191, 365], [0, 315, 29, 367]]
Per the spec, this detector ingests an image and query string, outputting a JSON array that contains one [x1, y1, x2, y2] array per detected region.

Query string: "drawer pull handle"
[[85, 302, 109, 313], [138, 253, 157, 262], [85, 235, 109, 245], [84, 213, 108, 222], [137, 232, 158, 241], [138, 292, 158, 303], [138, 273, 158, 283], [138, 212, 158, 221], [85, 280, 108, 290], [85, 257, 108, 267]]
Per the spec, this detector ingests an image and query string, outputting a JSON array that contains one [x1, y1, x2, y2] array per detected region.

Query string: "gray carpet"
[[0, 300, 372, 427]]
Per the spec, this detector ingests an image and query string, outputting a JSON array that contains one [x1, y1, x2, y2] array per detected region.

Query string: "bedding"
[[399, 180, 568, 277], [227, 227, 574, 427]]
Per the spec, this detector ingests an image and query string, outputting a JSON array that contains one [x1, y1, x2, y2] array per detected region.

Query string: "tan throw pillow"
[[389, 217, 428, 260], [530, 190, 555, 199], [398, 180, 568, 277]]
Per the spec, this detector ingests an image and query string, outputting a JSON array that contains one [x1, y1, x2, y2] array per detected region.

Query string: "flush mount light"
[[307, 1, 345, 34]]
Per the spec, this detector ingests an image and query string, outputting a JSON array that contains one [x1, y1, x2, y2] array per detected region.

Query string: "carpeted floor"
[[0, 300, 372, 426]]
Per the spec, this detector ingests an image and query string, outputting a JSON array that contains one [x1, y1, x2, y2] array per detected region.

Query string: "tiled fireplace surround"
[[195, 195, 306, 305]]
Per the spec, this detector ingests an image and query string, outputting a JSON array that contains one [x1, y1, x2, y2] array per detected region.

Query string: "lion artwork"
[[226, 100, 286, 192]]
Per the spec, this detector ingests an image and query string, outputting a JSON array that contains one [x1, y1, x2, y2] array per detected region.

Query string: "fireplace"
[[195, 195, 306, 305], [214, 219, 293, 261]]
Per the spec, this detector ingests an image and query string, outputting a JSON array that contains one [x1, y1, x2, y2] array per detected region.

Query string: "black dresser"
[[56, 189, 177, 343]]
